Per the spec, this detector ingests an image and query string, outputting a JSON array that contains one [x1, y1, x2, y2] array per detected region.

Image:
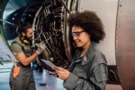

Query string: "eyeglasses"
[[72, 31, 85, 37]]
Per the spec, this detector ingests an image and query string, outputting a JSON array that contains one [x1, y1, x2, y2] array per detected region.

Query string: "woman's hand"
[[54, 67, 70, 80]]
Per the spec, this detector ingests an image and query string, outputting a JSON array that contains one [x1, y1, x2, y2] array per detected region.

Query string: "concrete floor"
[[0, 61, 123, 90]]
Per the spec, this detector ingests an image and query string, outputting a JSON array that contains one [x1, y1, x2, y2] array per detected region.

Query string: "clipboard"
[[41, 59, 57, 70]]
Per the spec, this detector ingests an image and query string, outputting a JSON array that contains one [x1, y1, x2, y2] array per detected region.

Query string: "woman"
[[54, 11, 108, 90]]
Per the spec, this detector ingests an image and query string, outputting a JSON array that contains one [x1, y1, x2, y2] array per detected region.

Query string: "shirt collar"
[[81, 42, 97, 65]]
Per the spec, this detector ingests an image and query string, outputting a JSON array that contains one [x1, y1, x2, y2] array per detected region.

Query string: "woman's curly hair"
[[67, 11, 105, 43]]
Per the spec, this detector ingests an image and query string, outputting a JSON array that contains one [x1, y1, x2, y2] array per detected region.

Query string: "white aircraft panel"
[[78, 0, 118, 65], [0, 37, 17, 62]]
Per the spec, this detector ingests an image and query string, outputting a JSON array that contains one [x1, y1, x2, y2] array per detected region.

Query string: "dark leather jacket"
[[63, 43, 108, 90]]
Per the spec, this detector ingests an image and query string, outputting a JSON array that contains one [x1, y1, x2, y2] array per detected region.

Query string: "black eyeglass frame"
[[72, 31, 85, 37]]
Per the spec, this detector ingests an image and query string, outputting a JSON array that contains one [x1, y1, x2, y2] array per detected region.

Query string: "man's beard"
[[25, 36, 32, 41], [24, 36, 32, 45]]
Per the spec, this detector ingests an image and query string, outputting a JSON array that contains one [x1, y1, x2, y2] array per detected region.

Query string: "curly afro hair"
[[67, 11, 105, 43]]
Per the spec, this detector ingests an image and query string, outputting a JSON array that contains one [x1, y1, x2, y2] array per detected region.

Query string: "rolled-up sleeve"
[[10, 43, 23, 56]]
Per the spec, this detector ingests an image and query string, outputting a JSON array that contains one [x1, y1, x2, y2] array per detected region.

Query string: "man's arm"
[[16, 52, 38, 66], [11, 41, 45, 66]]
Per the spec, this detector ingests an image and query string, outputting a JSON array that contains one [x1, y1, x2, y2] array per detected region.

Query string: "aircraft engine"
[[32, 0, 79, 71]]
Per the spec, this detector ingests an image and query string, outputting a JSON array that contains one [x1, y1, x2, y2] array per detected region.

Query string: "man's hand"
[[35, 42, 46, 55]]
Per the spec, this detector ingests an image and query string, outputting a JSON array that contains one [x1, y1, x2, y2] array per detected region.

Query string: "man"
[[9, 22, 45, 90]]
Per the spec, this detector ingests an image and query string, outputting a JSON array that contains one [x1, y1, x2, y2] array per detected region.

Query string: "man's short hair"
[[16, 22, 32, 34]]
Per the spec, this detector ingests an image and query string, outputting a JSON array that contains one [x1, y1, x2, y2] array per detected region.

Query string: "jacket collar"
[[81, 42, 96, 65], [75, 42, 97, 65]]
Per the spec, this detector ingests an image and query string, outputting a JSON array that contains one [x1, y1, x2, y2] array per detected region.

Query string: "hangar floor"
[[0, 61, 123, 90]]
